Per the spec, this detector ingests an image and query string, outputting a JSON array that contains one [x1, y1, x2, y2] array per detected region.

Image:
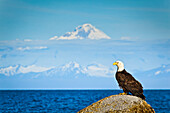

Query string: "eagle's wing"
[[116, 72, 127, 89], [125, 72, 143, 95], [116, 70, 145, 99]]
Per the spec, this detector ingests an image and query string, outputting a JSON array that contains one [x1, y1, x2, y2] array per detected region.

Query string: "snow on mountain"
[[49, 23, 111, 40], [0, 62, 114, 78], [42, 62, 114, 78], [1, 63, 170, 78], [0, 65, 20, 76], [0, 65, 54, 76], [59, 61, 86, 74], [44, 62, 87, 77]]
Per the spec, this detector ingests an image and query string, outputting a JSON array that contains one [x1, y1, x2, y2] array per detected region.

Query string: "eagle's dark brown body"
[[116, 69, 145, 100]]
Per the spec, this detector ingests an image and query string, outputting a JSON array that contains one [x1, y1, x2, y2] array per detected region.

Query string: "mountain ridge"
[[49, 23, 111, 40], [0, 62, 114, 78], [0, 63, 169, 78]]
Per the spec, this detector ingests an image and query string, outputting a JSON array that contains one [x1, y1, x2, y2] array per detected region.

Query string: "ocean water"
[[0, 90, 169, 113]]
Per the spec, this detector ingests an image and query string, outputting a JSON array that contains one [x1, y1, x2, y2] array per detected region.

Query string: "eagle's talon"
[[118, 92, 127, 95]]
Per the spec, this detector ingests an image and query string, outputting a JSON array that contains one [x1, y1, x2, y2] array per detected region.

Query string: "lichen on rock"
[[78, 95, 155, 113]]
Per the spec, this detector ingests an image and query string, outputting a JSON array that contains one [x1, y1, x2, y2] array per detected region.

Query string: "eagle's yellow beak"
[[113, 62, 117, 65]]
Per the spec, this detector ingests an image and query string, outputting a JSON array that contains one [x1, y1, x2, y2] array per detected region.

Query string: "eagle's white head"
[[113, 61, 124, 72]]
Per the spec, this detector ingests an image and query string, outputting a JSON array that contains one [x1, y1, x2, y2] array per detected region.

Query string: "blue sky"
[[0, 0, 170, 89], [0, 0, 170, 41]]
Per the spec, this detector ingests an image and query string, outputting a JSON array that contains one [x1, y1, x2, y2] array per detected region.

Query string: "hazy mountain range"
[[0, 62, 169, 79], [0, 62, 114, 78]]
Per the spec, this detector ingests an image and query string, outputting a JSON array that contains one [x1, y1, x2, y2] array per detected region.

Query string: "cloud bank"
[[17, 46, 48, 51]]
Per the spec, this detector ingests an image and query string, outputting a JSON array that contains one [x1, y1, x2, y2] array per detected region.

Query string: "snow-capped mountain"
[[1, 63, 170, 78], [0, 65, 53, 76], [54, 62, 113, 77], [0, 65, 20, 76], [59, 61, 86, 74], [0, 62, 114, 78], [49, 23, 111, 40], [47, 62, 114, 77], [44, 62, 87, 78]]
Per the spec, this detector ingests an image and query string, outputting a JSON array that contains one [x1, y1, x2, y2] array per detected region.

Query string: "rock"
[[78, 95, 155, 113]]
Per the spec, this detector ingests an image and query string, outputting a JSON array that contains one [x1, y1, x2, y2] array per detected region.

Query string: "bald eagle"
[[113, 61, 145, 100]]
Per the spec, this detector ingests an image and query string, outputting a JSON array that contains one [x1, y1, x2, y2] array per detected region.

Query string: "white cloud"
[[120, 37, 131, 40], [34, 46, 48, 49], [120, 37, 138, 41], [24, 39, 32, 42], [155, 71, 161, 75], [17, 46, 48, 51], [49, 36, 58, 40], [17, 46, 31, 51], [86, 64, 115, 77], [166, 69, 170, 72]]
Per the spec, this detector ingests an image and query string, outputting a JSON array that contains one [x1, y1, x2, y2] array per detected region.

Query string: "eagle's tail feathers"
[[139, 94, 145, 100]]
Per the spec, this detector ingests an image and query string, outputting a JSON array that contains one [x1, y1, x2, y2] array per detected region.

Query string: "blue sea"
[[0, 90, 169, 113]]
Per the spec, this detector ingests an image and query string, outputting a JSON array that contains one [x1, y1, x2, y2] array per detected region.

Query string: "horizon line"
[[0, 88, 169, 90]]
